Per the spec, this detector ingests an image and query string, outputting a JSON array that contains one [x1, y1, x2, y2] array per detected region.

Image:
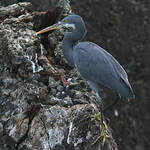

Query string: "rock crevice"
[[0, 1, 118, 150]]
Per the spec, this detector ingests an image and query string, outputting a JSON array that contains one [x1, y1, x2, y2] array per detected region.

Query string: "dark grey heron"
[[37, 14, 135, 110]]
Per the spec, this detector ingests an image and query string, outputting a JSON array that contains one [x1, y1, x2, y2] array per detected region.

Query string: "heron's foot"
[[95, 93, 104, 110], [91, 121, 111, 146]]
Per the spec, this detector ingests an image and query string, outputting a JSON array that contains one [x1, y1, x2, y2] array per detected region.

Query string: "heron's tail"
[[119, 78, 135, 99]]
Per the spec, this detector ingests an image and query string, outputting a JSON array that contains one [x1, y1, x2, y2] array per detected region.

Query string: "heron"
[[37, 14, 135, 112]]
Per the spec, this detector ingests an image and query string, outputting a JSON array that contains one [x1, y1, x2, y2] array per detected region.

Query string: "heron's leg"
[[89, 82, 104, 123], [95, 92, 102, 107], [95, 92, 104, 124], [89, 82, 108, 147], [89, 82, 103, 105]]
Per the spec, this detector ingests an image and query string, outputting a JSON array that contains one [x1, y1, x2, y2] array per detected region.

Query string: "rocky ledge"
[[0, 1, 118, 150]]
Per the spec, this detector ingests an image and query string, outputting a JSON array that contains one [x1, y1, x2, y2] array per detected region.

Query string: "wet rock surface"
[[71, 0, 150, 150], [0, 1, 118, 150]]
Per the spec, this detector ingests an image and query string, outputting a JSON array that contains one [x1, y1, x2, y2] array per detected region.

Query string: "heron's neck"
[[62, 28, 86, 66]]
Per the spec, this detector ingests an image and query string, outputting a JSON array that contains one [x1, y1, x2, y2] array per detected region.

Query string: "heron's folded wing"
[[73, 42, 131, 92]]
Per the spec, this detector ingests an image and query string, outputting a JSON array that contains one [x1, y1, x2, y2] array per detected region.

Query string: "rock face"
[[0, 1, 118, 150], [71, 1, 150, 150]]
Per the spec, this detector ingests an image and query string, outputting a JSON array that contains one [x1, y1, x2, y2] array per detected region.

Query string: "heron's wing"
[[87, 42, 128, 78], [98, 43, 133, 90], [73, 42, 132, 94]]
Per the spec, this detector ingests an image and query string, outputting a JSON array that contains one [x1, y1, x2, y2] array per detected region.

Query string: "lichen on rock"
[[0, 1, 118, 150]]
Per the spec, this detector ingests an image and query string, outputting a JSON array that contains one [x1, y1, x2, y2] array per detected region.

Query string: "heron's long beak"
[[37, 23, 62, 35]]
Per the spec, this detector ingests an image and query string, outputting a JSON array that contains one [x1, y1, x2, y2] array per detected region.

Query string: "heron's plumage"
[[60, 14, 135, 99], [37, 14, 135, 100], [73, 42, 134, 98]]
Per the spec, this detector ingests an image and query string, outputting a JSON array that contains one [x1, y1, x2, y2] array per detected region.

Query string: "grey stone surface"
[[0, 1, 118, 150]]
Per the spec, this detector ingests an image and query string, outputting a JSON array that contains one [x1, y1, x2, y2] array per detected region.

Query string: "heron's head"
[[37, 14, 86, 35]]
